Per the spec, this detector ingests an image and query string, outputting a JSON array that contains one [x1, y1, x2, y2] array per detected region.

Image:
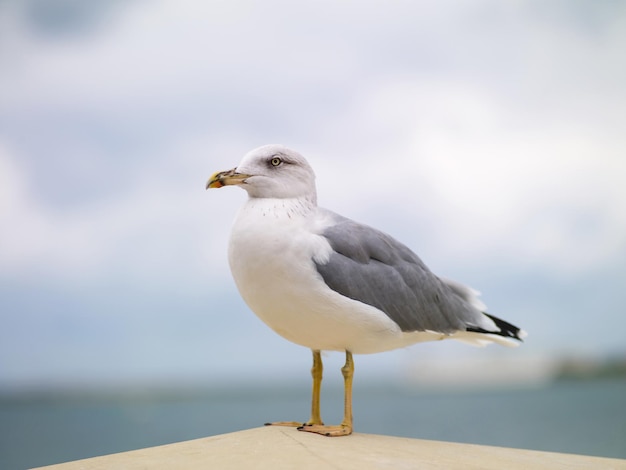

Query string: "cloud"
[[2, 0, 624, 281], [0, 138, 238, 293], [1, 0, 624, 285]]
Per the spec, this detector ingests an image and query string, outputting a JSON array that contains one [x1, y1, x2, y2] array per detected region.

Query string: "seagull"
[[206, 144, 526, 437]]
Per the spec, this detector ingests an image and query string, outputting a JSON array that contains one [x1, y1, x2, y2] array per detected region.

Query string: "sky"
[[1, 0, 625, 391]]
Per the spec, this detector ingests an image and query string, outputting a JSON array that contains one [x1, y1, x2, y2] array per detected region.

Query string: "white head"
[[207, 144, 317, 202]]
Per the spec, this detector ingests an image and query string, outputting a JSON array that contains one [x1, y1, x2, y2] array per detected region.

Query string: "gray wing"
[[314, 211, 490, 334]]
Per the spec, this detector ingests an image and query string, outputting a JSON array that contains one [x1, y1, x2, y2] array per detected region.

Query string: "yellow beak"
[[206, 168, 251, 189]]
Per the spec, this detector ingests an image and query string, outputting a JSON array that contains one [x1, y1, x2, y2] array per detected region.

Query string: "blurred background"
[[1, 0, 625, 467]]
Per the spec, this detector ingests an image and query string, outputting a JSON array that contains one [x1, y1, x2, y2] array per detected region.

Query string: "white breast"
[[227, 197, 410, 353]]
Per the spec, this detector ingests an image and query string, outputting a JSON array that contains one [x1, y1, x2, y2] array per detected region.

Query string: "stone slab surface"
[[33, 426, 626, 470]]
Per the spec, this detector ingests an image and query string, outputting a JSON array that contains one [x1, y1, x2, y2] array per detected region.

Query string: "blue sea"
[[1, 378, 625, 469]]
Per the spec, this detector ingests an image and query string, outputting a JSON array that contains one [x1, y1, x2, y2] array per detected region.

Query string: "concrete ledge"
[[33, 426, 626, 470]]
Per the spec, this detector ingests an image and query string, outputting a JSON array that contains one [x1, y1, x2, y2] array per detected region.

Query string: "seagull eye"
[[270, 157, 282, 167]]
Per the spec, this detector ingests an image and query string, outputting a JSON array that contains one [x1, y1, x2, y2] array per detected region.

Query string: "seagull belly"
[[227, 201, 415, 353]]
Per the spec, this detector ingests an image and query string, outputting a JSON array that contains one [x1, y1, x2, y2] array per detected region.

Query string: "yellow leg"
[[307, 350, 324, 425], [299, 350, 354, 437], [265, 349, 324, 428], [340, 350, 354, 430]]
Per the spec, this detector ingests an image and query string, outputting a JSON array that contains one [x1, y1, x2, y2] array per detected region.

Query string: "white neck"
[[242, 195, 317, 221]]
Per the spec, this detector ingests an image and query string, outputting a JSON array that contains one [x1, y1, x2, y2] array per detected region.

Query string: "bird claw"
[[297, 423, 352, 437], [264, 421, 306, 428]]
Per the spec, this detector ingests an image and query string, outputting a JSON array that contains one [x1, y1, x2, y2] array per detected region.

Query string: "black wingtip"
[[467, 313, 526, 341]]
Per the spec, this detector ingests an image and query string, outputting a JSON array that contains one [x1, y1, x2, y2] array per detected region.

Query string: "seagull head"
[[206, 144, 317, 201]]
